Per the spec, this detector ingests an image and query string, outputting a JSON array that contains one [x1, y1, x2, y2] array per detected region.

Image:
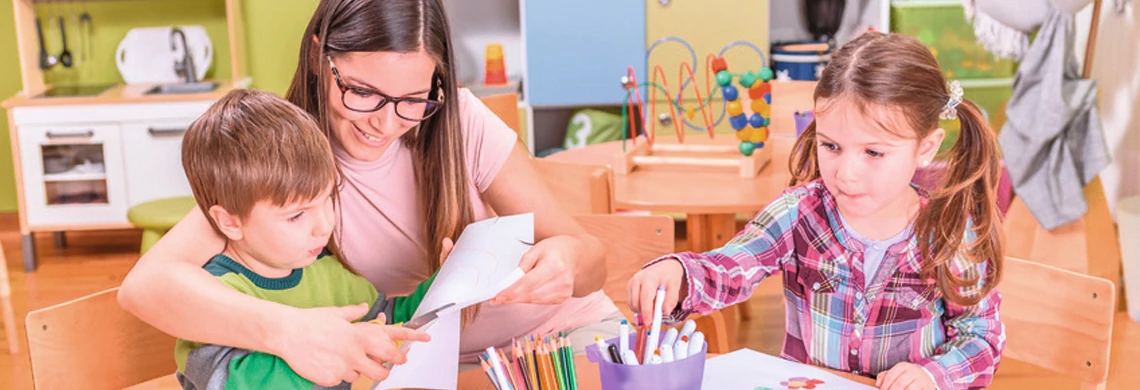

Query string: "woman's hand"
[[490, 235, 580, 305], [273, 304, 430, 385], [627, 259, 687, 323]]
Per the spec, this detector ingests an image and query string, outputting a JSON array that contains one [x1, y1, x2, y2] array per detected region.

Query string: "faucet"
[[170, 27, 198, 83]]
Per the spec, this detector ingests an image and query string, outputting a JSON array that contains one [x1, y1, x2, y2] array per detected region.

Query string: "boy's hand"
[[876, 362, 937, 390], [626, 259, 687, 323]]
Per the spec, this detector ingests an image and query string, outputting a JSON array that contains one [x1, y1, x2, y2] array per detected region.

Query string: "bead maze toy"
[[617, 38, 776, 178]]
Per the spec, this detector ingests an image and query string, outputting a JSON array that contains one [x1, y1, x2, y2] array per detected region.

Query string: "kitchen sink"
[[144, 81, 219, 95]]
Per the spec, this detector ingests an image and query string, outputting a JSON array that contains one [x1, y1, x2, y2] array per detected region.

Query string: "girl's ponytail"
[[914, 99, 1004, 306]]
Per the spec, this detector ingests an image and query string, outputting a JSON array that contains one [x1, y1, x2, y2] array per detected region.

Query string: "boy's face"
[[814, 101, 942, 221], [212, 185, 336, 275]]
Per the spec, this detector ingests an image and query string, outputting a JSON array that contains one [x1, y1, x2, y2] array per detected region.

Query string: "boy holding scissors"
[[173, 89, 436, 389]]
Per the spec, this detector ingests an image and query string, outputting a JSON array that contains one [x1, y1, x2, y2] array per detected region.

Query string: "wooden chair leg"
[[0, 294, 16, 354], [0, 256, 17, 354]]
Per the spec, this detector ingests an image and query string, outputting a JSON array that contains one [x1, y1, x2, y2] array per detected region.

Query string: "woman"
[[117, 0, 622, 385]]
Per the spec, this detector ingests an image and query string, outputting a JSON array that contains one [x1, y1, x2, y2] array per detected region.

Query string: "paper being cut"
[[373, 213, 533, 389]]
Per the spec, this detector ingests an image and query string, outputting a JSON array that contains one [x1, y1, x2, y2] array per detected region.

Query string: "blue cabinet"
[[523, 1, 645, 107]]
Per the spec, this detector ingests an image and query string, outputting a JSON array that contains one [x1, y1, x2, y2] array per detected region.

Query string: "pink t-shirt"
[[334, 88, 618, 362]]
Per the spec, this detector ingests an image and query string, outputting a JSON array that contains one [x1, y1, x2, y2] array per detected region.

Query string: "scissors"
[[402, 302, 455, 330], [377, 302, 455, 369]]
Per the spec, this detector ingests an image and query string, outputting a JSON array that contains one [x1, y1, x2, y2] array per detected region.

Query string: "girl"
[[628, 32, 1005, 390], [119, 0, 622, 386]]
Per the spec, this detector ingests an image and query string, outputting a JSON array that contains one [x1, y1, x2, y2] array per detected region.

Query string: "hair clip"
[[940, 80, 963, 120]]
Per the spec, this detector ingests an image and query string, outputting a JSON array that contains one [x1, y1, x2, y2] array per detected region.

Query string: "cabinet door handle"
[[147, 127, 188, 136], [45, 130, 94, 139]]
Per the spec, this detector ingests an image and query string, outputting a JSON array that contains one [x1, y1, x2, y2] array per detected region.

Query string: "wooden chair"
[[0, 242, 18, 354], [478, 92, 521, 136], [534, 158, 614, 215], [25, 287, 177, 390], [575, 214, 733, 354], [1001, 256, 1116, 389]]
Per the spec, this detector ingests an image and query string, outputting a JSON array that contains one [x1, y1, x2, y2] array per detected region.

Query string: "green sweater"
[[175, 252, 434, 390]]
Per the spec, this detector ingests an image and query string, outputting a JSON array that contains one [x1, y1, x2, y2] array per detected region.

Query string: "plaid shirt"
[[654, 180, 1004, 390]]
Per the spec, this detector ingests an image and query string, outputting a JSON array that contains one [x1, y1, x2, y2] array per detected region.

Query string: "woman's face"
[[325, 50, 437, 162]]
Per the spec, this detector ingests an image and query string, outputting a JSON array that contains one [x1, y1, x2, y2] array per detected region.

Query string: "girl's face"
[[814, 100, 943, 220], [325, 50, 437, 162]]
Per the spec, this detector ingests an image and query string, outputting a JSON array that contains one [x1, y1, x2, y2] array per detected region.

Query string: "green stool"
[[126, 196, 198, 255]]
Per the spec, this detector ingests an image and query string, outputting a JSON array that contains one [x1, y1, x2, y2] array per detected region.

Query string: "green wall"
[[1, 3, 20, 212], [0, 0, 320, 212]]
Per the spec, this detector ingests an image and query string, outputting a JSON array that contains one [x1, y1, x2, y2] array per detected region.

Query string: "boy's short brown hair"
[[182, 88, 337, 233]]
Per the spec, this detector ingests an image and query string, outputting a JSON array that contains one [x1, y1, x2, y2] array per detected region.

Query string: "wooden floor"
[[0, 214, 1138, 389]]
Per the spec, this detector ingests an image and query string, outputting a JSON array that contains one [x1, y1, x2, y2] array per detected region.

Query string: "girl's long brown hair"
[[285, 0, 478, 322], [789, 32, 1003, 306]]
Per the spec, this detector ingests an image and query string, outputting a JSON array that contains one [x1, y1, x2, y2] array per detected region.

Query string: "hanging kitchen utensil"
[[58, 15, 73, 67], [79, 4, 93, 63], [36, 17, 57, 70]]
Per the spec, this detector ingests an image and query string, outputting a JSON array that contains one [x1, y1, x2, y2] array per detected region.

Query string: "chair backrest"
[[574, 214, 731, 353], [25, 287, 177, 390], [479, 92, 521, 137], [534, 158, 614, 215], [1001, 256, 1115, 389]]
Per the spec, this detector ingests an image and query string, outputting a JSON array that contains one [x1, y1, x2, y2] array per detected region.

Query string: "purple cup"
[[794, 110, 814, 137], [584, 331, 708, 390]]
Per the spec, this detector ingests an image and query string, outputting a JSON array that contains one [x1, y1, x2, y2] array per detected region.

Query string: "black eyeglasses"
[[327, 56, 444, 121]]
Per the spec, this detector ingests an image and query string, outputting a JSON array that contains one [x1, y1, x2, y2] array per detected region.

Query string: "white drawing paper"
[[373, 213, 533, 389], [701, 348, 877, 390]]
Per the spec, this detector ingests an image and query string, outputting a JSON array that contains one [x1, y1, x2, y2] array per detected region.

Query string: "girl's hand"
[[490, 235, 579, 305], [626, 259, 687, 323], [273, 304, 430, 385], [876, 362, 937, 390]]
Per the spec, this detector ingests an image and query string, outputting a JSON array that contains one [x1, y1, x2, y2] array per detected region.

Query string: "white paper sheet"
[[701, 348, 877, 390], [374, 213, 534, 390]]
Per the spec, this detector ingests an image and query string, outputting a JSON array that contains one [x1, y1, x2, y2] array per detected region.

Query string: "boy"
[[175, 89, 433, 390]]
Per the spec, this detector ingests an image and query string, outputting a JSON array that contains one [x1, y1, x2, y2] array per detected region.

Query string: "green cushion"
[[127, 196, 198, 230]]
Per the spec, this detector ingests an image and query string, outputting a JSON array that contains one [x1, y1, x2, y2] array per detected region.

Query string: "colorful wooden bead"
[[763, 116, 771, 127], [729, 114, 748, 130], [735, 128, 753, 141], [748, 85, 766, 100], [739, 141, 755, 156], [711, 56, 728, 73], [726, 101, 743, 117], [751, 99, 770, 117], [764, 92, 772, 104], [685, 105, 696, 120], [753, 141, 765, 149], [722, 85, 739, 101], [716, 70, 733, 87], [750, 126, 769, 143], [739, 70, 758, 88], [758, 67, 774, 82], [749, 113, 764, 128]]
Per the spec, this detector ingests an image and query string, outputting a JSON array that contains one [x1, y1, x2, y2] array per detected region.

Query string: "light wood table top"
[[547, 134, 796, 215], [351, 353, 876, 389]]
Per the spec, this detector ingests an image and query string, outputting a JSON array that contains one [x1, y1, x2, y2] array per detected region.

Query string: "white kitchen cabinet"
[[18, 124, 129, 227], [6, 99, 216, 271], [121, 119, 195, 207]]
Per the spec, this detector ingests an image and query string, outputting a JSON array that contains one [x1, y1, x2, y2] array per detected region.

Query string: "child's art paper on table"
[[373, 213, 533, 389], [702, 348, 877, 390]]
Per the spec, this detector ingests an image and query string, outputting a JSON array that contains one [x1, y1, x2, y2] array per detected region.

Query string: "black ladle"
[[36, 18, 57, 70], [58, 17, 73, 68]]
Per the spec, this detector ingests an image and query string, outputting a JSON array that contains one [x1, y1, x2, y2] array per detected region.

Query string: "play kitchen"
[[3, 0, 249, 272]]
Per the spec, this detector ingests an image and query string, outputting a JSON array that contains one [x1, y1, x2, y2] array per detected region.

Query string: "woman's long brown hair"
[[789, 32, 1003, 306], [285, 0, 478, 322]]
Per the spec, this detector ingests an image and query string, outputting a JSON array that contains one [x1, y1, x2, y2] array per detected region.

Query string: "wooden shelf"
[[42, 172, 106, 182]]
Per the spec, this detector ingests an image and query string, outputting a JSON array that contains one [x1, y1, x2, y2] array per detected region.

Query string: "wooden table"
[[548, 135, 795, 253], [546, 80, 815, 254], [353, 354, 875, 389]]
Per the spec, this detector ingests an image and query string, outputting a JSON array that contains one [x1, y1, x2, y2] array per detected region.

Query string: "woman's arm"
[[482, 143, 606, 304], [118, 209, 414, 385]]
